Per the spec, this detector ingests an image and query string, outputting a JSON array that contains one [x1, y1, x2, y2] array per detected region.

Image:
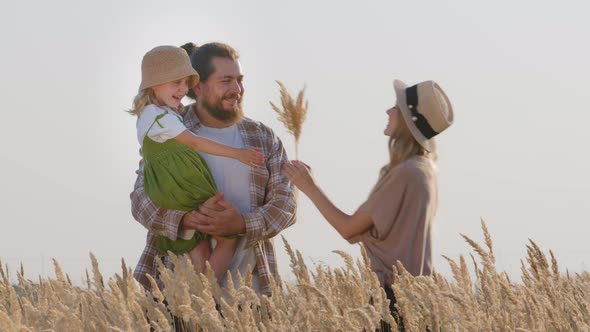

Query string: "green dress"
[[143, 111, 218, 254]]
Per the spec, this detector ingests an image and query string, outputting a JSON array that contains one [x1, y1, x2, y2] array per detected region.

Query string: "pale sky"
[[1, 0, 589, 284]]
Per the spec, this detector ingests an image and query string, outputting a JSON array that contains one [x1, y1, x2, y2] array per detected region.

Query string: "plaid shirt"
[[130, 104, 297, 295]]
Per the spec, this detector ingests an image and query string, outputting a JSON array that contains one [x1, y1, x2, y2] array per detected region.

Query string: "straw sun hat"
[[393, 80, 454, 152], [139, 45, 200, 91]]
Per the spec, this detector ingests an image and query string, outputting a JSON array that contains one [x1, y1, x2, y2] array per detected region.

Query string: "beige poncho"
[[353, 155, 438, 287]]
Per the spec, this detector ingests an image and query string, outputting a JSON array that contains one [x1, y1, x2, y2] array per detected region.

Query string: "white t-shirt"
[[197, 124, 259, 292], [136, 104, 187, 145]]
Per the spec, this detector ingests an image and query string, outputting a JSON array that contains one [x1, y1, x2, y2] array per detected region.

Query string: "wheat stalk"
[[2, 223, 590, 331], [269, 80, 308, 159]]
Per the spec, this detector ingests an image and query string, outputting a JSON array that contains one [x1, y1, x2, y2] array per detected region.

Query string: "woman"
[[282, 79, 454, 330]]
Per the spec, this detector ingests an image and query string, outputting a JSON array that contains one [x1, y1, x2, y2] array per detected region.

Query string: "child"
[[129, 45, 264, 280]]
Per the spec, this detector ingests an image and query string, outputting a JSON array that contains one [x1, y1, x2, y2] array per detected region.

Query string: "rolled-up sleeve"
[[130, 158, 185, 240]]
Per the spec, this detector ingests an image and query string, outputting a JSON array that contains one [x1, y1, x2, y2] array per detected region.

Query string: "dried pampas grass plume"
[[269, 80, 308, 159]]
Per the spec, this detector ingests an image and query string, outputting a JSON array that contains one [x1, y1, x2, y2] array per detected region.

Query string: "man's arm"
[[130, 158, 185, 240], [241, 128, 297, 248]]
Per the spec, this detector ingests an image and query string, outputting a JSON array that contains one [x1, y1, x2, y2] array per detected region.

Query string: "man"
[[130, 42, 296, 296]]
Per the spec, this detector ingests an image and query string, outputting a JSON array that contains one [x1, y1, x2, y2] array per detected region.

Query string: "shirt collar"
[[183, 103, 202, 132]]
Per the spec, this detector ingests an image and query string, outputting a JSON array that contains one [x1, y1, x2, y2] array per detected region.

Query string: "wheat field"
[[1, 222, 589, 331]]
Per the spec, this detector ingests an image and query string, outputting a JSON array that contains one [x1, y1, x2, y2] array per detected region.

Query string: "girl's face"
[[152, 77, 190, 109], [384, 105, 400, 136]]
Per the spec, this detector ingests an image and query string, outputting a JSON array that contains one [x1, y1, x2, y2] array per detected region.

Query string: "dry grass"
[[2, 222, 590, 331], [269, 81, 308, 159]]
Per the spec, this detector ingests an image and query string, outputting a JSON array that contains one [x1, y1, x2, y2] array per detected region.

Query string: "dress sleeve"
[[356, 167, 429, 241], [136, 105, 187, 143]]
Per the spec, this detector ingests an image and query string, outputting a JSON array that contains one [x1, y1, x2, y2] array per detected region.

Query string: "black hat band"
[[405, 85, 439, 139]]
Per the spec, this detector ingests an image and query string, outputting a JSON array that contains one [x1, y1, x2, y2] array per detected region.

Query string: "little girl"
[[129, 45, 264, 280]]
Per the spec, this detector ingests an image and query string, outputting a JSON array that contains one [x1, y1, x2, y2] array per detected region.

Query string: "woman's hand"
[[282, 160, 317, 194], [282, 160, 374, 240]]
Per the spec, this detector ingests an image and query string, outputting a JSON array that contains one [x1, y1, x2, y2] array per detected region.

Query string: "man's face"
[[195, 57, 244, 123]]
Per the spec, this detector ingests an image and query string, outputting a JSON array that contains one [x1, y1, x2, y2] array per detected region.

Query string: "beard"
[[201, 93, 244, 123]]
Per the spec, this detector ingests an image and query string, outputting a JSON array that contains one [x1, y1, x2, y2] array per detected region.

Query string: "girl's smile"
[[152, 77, 191, 109]]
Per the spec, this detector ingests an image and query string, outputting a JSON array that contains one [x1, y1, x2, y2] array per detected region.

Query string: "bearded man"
[[130, 42, 296, 296]]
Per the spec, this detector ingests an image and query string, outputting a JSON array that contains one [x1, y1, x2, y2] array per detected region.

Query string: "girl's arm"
[[282, 161, 374, 241], [175, 130, 264, 166]]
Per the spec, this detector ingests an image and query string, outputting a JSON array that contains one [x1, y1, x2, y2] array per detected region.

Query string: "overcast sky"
[[1, 0, 589, 284]]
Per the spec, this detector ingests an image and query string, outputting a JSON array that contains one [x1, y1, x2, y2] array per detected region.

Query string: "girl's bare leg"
[[188, 240, 211, 274], [209, 237, 239, 280]]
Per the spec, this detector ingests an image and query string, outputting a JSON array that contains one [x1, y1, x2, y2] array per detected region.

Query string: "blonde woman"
[[282, 79, 454, 330]]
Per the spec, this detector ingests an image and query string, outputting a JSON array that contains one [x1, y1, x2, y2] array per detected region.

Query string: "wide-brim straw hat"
[[393, 79, 454, 152], [139, 45, 200, 91]]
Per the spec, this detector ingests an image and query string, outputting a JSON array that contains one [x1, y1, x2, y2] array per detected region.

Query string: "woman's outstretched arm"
[[282, 160, 373, 240]]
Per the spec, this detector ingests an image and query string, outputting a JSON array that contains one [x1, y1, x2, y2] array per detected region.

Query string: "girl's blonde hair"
[[127, 88, 187, 116], [380, 111, 437, 176]]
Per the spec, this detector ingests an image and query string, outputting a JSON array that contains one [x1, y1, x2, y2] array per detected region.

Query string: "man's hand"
[[180, 192, 225, 232], [193, 198, 247, 236]]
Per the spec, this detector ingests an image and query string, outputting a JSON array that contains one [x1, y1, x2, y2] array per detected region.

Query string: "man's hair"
[[191, 42, 240, 82], [181, 42, 240, 99]]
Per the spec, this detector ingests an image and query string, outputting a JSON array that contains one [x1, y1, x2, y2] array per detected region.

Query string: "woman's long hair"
[[127, 88, 186, 116], [380, 112, 437, 177]]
